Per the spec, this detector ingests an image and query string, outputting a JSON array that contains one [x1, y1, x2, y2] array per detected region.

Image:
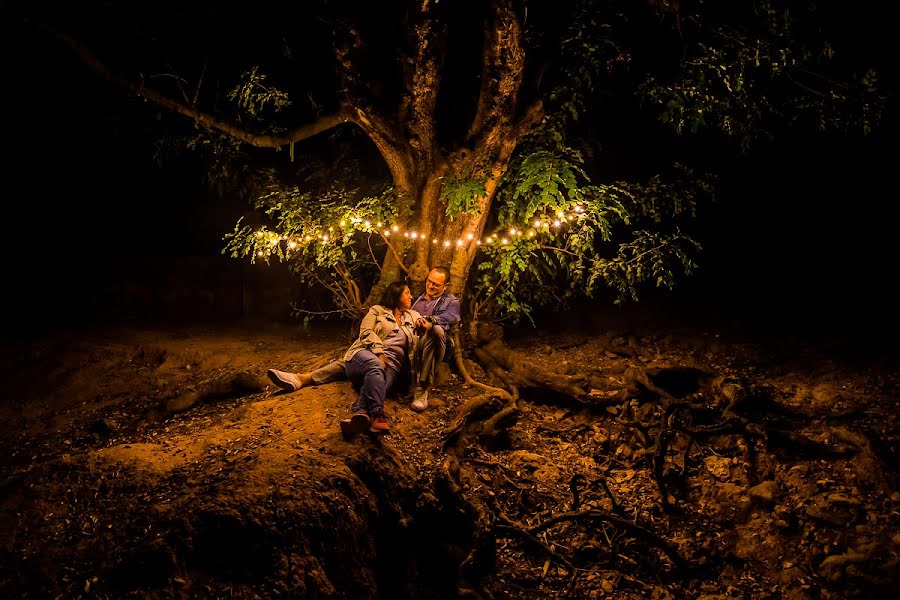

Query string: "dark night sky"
[[2, 2, 897, 339]]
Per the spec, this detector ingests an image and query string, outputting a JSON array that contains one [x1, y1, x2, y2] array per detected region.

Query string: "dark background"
[[2, 5, 897, 341]]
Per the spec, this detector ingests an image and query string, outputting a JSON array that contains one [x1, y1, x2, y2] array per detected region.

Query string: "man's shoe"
[[369, 414, 391, 434], [411, 388, 429, 412], [267, 368, 302, 392], [340, 412, 371, 436]]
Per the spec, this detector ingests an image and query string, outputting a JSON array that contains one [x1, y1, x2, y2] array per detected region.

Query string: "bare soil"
[[1, 314, 897, 599]]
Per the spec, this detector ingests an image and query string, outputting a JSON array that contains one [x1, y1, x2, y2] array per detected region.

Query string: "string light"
[[253, 206, 587, 257]]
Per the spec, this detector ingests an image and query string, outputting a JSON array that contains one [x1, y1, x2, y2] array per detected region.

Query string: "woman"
[[267, 281, 421, 435]]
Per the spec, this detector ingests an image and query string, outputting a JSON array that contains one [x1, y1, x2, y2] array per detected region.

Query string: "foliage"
[[223, 154, 399, 317], [639, 0, 886, 150], [442, 176, 487, 220], [227, 67, 292, 120], [472, 129, 712, 322]]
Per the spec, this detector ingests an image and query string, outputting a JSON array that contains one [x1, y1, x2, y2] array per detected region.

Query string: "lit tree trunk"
[[349, 0, 542, 304]]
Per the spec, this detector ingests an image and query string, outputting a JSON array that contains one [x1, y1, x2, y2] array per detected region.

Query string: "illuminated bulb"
[[534, 219, 541, 228], [403, 231, 409, 238], [501, 238, 509, 244], [288, 241, 297, 249], [444, 240, 451, 247], [305, 235, 312, 241], [527, 230, 535, 238], [556, 210, 564, 218], [392, 225, 399, 232], [456, 239, 463, 246], [376, 221, 383, 227], [321, 234, 329, 241], [466, 233, 474, 240], [432, 238, 438, 244], [364, 220, 371, 227], [509, 228, 517, 235], [553, 219, 561, 227], [328, 226, 334, 232], [383, 229, 390, 236], [514, 230, 522, 236], [411, 232, 418, 239], [339, 220, 346, 227], [257, 251, 264, 256]]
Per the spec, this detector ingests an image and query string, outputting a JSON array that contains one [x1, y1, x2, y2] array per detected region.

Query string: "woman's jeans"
[[344, 350, 398, 416]]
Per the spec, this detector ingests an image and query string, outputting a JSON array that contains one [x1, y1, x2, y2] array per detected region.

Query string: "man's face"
[[424, 270, 448, 299]]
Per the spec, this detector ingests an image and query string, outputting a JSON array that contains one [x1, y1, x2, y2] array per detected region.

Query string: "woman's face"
[[399, 286, 412, 310]]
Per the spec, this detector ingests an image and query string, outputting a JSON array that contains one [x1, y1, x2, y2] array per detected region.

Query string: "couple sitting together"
[[267, 267, 460, 436]]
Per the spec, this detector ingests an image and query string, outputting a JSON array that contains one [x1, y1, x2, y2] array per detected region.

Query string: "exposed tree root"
[[437, 322, 878, 594]]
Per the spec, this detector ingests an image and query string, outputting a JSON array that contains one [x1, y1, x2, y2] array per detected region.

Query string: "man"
[[410, 266, 461, 411]]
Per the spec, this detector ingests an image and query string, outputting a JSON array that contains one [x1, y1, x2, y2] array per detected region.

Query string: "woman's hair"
[[378, 281, 408, 310]]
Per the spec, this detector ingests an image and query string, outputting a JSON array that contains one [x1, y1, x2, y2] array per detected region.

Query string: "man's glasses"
[[426, 279, 446, 288]]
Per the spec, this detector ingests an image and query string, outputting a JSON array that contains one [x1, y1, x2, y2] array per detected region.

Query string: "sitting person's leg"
[[413, 325, 445, 411], [420, 325, 446, 386], [343, 350, 391, 434], [267, 359, 345, 392]]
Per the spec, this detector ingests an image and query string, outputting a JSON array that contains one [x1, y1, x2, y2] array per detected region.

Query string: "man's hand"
[[414, 317, 434, 335]]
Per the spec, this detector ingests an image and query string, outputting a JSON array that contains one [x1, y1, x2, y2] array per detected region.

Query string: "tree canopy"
[[6, 0, 887, 322]]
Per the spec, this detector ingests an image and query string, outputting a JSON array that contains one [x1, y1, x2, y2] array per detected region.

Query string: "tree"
[[5, 0, 884, 322]]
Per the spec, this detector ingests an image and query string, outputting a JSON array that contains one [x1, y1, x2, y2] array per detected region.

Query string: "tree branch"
[[36, 21, 354, 148]]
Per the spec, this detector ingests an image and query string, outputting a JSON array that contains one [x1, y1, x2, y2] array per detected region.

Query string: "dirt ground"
[[0, 311, 897, 598]]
